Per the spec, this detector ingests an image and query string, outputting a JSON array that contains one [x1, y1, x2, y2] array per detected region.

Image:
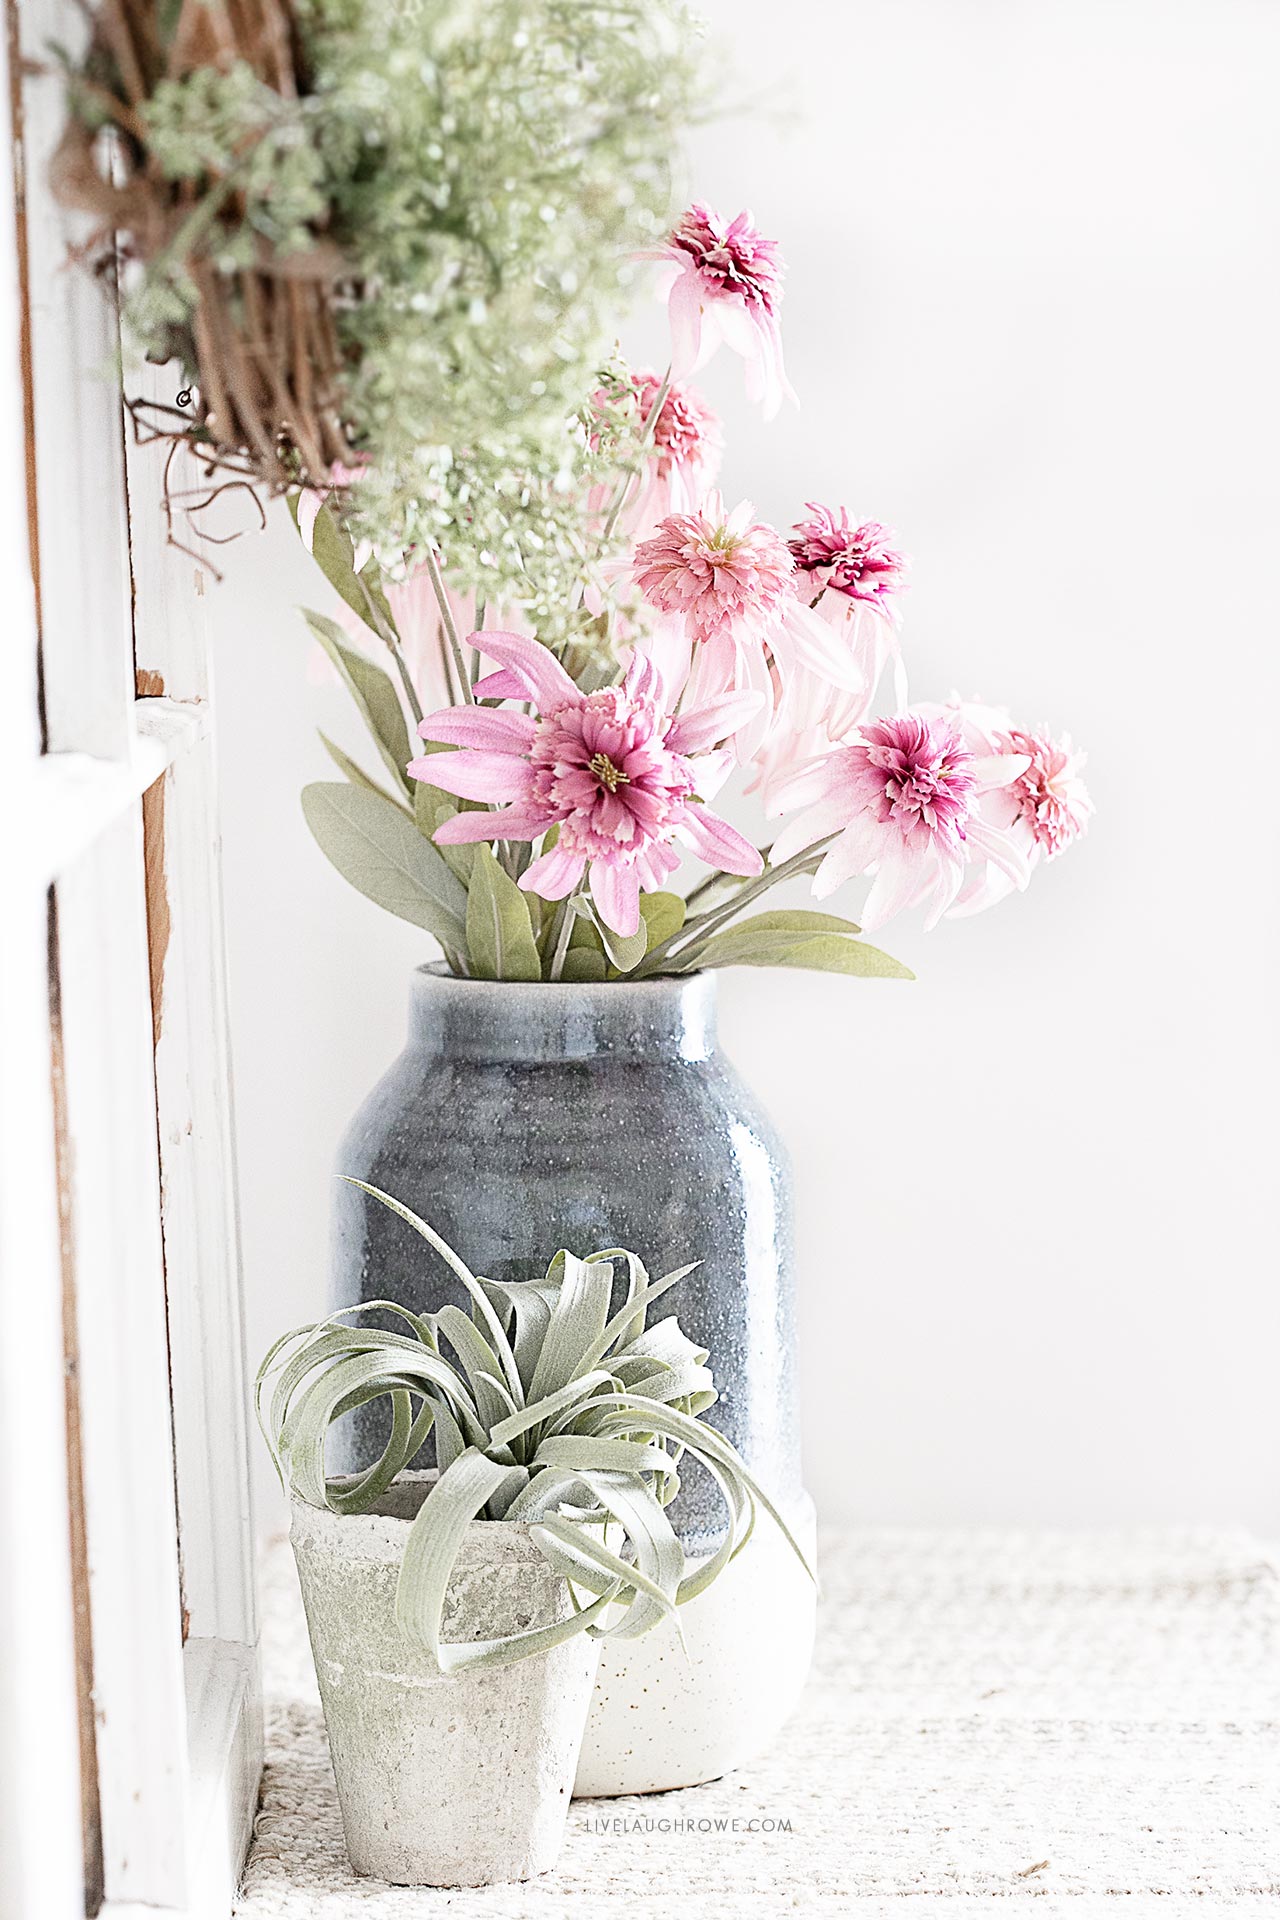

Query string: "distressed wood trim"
[[48, 889, 106, 1916]]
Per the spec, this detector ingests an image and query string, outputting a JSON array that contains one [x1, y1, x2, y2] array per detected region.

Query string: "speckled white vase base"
[[574, 1494, 817, 1797]]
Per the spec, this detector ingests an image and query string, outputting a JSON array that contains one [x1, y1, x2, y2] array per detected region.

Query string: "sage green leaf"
[[600, 918, 648, 975], [465, 844, 542, 982], [308, 498, 398, 641], [640, 891, 686, 952], [303, 608, 412, 797], [704, 908, 863, 937], [302, 783, 468, 948], [412, 775, 474, 885], [560, 946, 608, 983], [341, 1180, 524, 1405], [684, 926, 914, 980], [317, 730, 410, 813]]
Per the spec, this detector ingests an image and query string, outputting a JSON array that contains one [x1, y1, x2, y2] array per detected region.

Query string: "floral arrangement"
[[54, 5, 1089, 977], [295, 200, 1092, 983], [53, 0, 700, 604], [258, 1182, 809, 1671]]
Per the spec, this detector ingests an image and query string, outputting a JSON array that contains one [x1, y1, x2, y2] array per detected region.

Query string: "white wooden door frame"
[[0, 1, 263, 1914]]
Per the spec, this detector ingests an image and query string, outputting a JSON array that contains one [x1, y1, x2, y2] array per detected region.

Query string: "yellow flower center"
[[588, 752, 629, 793]]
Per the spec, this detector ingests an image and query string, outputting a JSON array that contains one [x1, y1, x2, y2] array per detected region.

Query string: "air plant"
[[257, 1181, 812, 1673]]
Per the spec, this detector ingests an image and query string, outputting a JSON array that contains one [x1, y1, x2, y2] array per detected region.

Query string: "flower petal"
[[520, 844, 586, 900], [472, 631, 580, 712], [434, 799, 554, 845], [589, 859, 641, 937], [665, 689, 764, 756], [677, 805, 764, 877], [417, 707, 538, 752], [407, 749, 530, 803]]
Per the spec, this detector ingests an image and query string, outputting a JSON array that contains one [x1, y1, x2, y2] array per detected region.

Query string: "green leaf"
[[640, 891, 686, 953], [598, 916, 648, 975], [560, 947, 608, 983], [465, 845, 542, 982], [683, 926, 914, 980], [317, 730, 410, 812], [303, 609, 412, 798], [301, 783, 467, 948], [306, 498, 398, 640], [412, 769, 474, 885], [706, 908, 863, 937]]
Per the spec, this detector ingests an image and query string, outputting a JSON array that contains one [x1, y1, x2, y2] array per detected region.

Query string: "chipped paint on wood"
[[141, 775, 171, 1050]]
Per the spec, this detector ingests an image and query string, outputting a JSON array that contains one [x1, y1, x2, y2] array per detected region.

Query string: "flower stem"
[[599, 365, 671, 550], [424, 542, 474, 705], [636, 838, 837, 977], [546, 885, 583, 983], [354, 568, 424, 727], [683, 844, 774, 913]]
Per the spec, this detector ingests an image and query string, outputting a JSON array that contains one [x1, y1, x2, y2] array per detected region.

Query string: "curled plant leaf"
[[257, 1182, 813, 1672]]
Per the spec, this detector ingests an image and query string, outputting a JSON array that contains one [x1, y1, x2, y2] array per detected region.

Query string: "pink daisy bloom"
[[772, 505, 912, 741], [632, 495, 865, 749], [788, 506, 909, 617], [653, 203, 796, 419], [407, 634, 762, 937], [587, 368, 722, 539], [768, 709, 1032, 930], [943, 706, 1093, 915]]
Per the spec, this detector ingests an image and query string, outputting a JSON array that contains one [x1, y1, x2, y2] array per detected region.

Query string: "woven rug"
[[236, 1530, 1280, 1917]]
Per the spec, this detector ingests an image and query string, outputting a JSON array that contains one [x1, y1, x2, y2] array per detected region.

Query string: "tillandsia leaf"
[[302, 610, 412, 799], [433, 1304, 518, 1431], [341, 1181, 524, 1407], [678, 926, 915, 981], [486, 1370, 617, 1452], [527, 1252, 614, 1404], [317, 730, 410, 813], [583, 1263, 701, 1372], [255, 1197, 809, 1673], [301, 783, 468, 949], [465, 844, 542, 982], [531, 1517, 679, 1620], [574, 1469, 685, 1642]]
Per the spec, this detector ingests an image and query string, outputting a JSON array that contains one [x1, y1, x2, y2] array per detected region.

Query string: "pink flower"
[[997, 726, 1093, 860], [654, 204, 796, 419], [632, 496, 864, 749], [943, 708, 1092, 915], [407, 635, 762, 937], [766, 506, 912, 739], [588, 369, 722, 536], [634, 496, 795, 646], [768, 710, 1032, 930], [788, 506, 908, 618], [635, 370, 723, 508]]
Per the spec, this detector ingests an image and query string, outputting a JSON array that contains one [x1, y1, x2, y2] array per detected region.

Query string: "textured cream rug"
[[236, 1530, 1280, 1917]]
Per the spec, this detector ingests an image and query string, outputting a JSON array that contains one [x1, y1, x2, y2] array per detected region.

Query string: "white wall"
[[215, 0, 1280, 1532]]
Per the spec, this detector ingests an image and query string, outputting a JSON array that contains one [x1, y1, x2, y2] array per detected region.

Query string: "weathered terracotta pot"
[[290, 1475, 598, 1887]]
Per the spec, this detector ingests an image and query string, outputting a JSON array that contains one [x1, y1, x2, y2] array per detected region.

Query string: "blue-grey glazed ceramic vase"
[[331, 965, 801, 1554]]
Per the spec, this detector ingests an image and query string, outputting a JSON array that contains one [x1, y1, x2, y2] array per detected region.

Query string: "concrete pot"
[[290, 1475, 599, 1887], [575, 1492, 817, 1795]]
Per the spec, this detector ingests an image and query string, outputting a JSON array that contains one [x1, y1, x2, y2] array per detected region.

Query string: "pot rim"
[[288, 1471, 564, 1569]]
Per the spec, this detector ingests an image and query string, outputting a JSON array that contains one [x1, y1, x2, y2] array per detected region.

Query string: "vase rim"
[[407, 961, 718, 1062], [414, 961, 708, 991]]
